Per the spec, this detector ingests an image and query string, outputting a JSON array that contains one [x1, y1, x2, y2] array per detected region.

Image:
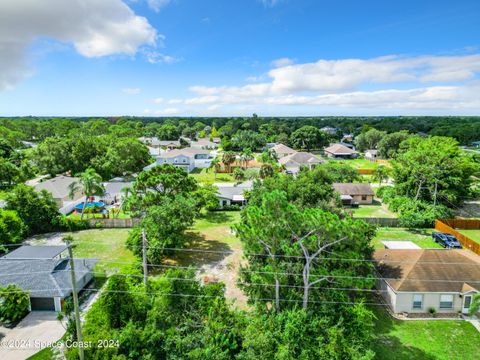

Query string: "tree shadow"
[[200, 211, 235, 224], [163, 231, 233, 268], [372, 306, 437, 360]]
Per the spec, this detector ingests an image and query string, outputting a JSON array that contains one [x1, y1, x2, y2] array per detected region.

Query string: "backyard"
[[327, 158, 380, 170], [372, 306, 480, 360], [189, 168, 235, 183], [372, 228, 440, 249], [457, 229, 480, 244], [351, 204, 396, 218]]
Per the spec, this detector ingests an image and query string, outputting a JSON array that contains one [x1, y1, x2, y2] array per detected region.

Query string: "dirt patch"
[[24, 232, 66, 246]]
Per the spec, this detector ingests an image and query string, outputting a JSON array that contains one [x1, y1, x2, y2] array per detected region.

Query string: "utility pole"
[[142, 228, 148, 287], [433, 180, 438, 210], [66, 240, 84, 360]]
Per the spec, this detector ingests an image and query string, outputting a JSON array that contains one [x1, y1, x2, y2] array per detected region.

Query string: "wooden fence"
[[435, 219, 480, 256], [357, 169, 375, 175], [87, 218, 140, 228]]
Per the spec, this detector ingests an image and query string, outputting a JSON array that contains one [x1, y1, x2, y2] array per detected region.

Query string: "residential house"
[[373, 249, 480, 315], [471, 141, 480, 149], [191, 139, 219, 150], [102, 181, 133, 205], [216, 181, 253, 208], [0, 246, 97, 311], [324, 143, 358, 159], [144, 147, 213, 173], [333, 183, 374, 205], [278, 152, 325, 174], [365, 149, 379, 162], [320, 126, 338, 135], [341, 134, 354, 143], [34, 176, 82, 208], [271, 143, 296, 158], [138, 137, 180, 150]]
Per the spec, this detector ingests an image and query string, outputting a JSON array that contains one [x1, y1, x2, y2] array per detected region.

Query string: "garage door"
[[30, 297, 55, 311]]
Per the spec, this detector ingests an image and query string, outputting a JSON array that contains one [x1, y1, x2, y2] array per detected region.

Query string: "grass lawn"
[[68, 228, 135, 274], [372, 306, 480, 360], [328, 158, 379, 170], [457, 229, 480, 244], [189, 168, 235, 183], [27, 347, 54, 360], [351, 204, 396, 218], [372, 228, 441, 249]]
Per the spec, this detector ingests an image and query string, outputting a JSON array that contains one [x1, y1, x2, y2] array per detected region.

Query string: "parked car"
[[431, 232, 462, 249]]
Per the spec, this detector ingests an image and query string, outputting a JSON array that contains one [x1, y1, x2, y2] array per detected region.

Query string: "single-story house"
[[332, 183, 374, 205], [365, 149, 378, 162], [34, 176, 83, 208], [138, 137, 181, 150], [216, 181, 253, 208], [374, 249, 480, 315], [271, 143, 296, 158], [471, 141, 480, 149], [0, 246, 97, 311], [144, 147, 213, 173], [190, 139, 218, 150], [102, 181, 133, 204], [320, 126, 338, 135], [279, 152, 325, 174], [324, 143, 358, 159]]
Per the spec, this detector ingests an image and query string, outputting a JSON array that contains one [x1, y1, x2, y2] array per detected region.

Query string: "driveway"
[[0, 312, 65, 360]]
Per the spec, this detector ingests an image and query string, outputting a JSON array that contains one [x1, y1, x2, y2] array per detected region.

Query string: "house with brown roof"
[[373, 249, 480, 315], [324, 143, 358, 159], [34, 176, 83, 208], [271, 143, 296, 158], [278, 152, 325, 174], [332, 183, 374, 205]]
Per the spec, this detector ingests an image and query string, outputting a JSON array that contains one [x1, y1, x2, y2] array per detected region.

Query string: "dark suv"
[[431, 232, 462, 249]]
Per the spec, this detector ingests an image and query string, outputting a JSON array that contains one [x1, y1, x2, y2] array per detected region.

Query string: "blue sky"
[[0, 0, 479, 116]]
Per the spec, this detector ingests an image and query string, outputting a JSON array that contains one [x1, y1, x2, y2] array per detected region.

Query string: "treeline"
[[1, 116, 480, 144]]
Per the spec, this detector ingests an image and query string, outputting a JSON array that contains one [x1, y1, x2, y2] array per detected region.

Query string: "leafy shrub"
[[0, 284, 30, 323], [57, 215, 90, 232]]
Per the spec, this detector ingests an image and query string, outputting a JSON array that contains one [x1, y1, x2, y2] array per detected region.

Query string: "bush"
[[57, 216, 90, 232], [0, 284, 30, 323], [428, 307, 437, 317]]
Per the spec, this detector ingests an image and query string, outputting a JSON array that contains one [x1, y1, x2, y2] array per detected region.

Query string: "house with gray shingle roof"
[[144, 147, 213, 173], [34, 176, 83, 208], [271, 143, 296, 158], [333, 183, 374, 205], [216, 181, 253, 208], [278, 152, 325, 174], [0, 246, 97, 311], [324, 143, 358, 159], [374, 249, 480, 315]]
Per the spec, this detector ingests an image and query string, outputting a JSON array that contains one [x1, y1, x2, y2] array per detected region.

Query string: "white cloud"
[[271, 57, 294, 67], [122, 87, 141, 94], [0, 0, 158, 90], [143, 49, 179, 64], [154, 53, 480, 114], [260, 0, 282, 7], [147, 0, 171, 12], [155, 107, 179, 115]]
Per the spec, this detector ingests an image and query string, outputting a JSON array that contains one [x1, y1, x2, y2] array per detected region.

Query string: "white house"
[[216, 181, 253, 208], [374, 249, 480, 316], [365, 149, 378, 162], [144, 147, 213, 173], [278, 152, 325, 174]]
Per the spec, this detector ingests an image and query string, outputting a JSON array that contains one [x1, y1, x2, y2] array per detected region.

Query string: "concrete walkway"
[[464, 315, 480, 333], [0, 312, 65, 360]]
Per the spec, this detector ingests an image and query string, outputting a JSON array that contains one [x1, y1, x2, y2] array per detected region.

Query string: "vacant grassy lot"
[[189, 168, 235, 183], [372, 306, 480, 360], [328, 158, 379, 169], [372, 228, 440, 249], [457, 229, 480, 244], [351, 204, 396, 218]]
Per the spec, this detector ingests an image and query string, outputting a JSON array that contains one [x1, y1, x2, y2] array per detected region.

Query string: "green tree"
[[222, 151, 237, 173], [0, 285, 30, 323], [469, 294, 480, 316], [68, 168, 105, 220], [377, 130, 412, 159], [290, 126, 329, 152], [320, 162, 361, 183], [0, 209, 26, 250], [5, 185, 59, 235], [32, 137, 72, 176], [240, 148, 254, 169], [355, 128, 386, 151], [373, 165, 390, 185]]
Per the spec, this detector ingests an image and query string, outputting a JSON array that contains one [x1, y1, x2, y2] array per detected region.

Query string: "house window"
[[361, 195, 367, 201], [412, 294, 423, 309], [440, 294, 454, 309]]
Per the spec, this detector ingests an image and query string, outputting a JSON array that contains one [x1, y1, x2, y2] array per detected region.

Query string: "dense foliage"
[[0, 284, 30, 323]]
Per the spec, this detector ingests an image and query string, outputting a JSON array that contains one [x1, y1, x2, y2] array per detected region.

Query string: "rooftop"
[[271, 143, 296, 155], [373, 249, 480, 293], [324, 143, 358, 155], [34, 176, 79, 200], [2, 245, 68, 260], [278, 152, 325, 166], [333, 183, 374, 196]]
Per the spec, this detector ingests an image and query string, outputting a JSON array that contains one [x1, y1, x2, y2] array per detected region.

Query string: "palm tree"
[[222, 151, 236, 174], [209, 157, 221, 180], [241, 148, 254, 169], [69, 168, 105, 220]]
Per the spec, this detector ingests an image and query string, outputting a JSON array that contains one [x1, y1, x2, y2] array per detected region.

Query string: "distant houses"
[[333, 183, 374, 205], [364, 149, 378, 162], [138, 137, 181, 151], [271, 143, 296, 158], [374, 249, 480, 315], [0, 245, 97, 311], [324, 143, 358, 159], [191, 138, 218, 150], [144, 147, 213, 173]]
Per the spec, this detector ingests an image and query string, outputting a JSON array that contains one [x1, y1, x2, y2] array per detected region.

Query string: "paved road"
[[0, 312, 65, 360]]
